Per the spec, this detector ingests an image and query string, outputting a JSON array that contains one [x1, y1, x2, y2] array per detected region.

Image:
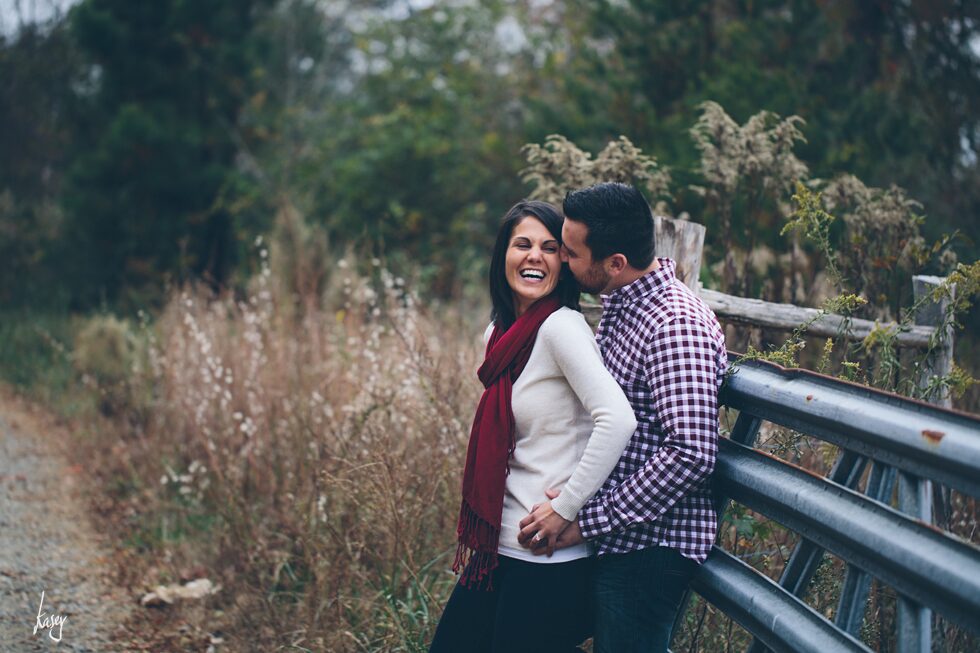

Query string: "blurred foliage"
[[73, 313, 136, 414], [0, 310, 86, 414], [58, 0, 275, 309], [73, 314, 134, 386], [0, 19, 79, 307], [521, 134, 671, 212], [571, 0, 980, 251], [691, 100, 810, 296], [1, 0, 977, 317], [280, 0, 539, 298]]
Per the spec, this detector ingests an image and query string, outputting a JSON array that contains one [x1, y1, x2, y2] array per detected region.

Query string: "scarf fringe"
[[453, 501, 500, 590]]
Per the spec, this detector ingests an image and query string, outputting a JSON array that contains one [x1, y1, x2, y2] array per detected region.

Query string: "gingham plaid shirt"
[[579, 258, 727, 563]]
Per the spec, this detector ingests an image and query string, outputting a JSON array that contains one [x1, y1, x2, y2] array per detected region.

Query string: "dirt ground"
[[0, 388, 229, 653], [0, 386, 239, 652], [0, 390, 134, 651]]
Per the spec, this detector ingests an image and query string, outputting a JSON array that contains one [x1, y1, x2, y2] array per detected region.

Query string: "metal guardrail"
[[691, 548, 871, 653], [720, 362, 980, 497], [676, 358, 980, 652]]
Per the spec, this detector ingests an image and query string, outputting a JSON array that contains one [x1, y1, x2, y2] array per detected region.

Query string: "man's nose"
[[559, 246, 569, 262]]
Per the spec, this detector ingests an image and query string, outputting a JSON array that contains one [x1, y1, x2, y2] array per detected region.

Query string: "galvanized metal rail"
[[720, 362, 980, 498], [690, 548, 871, 653], [675, 358, 980, 652]]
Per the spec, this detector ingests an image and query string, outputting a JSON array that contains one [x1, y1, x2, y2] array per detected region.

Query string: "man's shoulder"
[[632, 281, 718, 330], [672, 285, 722, 329], [628, 282, 722, 342]]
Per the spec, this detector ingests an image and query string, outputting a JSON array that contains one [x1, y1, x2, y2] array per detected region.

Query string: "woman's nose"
[[527, 246, 543, 261]]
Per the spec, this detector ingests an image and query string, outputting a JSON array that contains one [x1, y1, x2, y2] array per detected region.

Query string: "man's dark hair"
[[562, 182, 655, 268], [489, 200, 580, 331]]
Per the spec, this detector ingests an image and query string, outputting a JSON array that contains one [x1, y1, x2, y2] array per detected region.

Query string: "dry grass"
[[81, 256, 482, 651]]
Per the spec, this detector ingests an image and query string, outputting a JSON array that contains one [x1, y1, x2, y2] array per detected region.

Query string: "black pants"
[[429, 555, 594, 653]]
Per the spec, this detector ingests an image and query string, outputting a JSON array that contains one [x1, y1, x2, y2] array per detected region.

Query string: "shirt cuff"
[[578, 495, 615, 540]]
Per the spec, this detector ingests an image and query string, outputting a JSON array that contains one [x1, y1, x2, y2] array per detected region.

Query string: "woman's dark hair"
[[562, 182, 655, 269], [489, 200, 581, 330]]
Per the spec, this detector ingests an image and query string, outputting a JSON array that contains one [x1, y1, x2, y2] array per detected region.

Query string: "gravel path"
[[0, 404, 132, 652]]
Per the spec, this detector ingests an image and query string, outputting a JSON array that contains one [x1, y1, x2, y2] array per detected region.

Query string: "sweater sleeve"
[[540, 311, 637, 521]]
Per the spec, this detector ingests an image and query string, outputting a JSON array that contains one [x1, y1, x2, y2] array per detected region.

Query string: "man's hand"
[[547, 519, 585, 553], [517, 488, 587, 557], [517, 498, 570, 557]]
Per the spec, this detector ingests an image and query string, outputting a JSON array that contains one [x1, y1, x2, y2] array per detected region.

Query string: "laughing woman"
[[429, 200, 636, 653]]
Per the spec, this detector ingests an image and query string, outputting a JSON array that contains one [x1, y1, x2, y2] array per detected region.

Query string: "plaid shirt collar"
[[597, 259, 676, 350], [600, 258, 676, 313]]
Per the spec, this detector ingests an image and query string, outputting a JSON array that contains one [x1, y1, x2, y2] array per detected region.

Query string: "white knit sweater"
[[489, 307, 637, 563]]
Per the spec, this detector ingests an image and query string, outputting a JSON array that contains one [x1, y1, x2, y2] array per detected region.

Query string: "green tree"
[[0, 20, 80, 307], [62, 0, 273, 308]]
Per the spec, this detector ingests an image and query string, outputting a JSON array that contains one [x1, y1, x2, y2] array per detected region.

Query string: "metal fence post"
[[896, 469, 933, 653], [745, 449, 868, 653], [835, 462, 898, 636]]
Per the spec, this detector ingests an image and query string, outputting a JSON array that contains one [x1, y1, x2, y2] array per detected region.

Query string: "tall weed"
[[89, 253, 482, 651]]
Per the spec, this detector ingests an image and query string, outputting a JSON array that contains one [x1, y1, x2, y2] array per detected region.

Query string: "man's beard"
[[574, 264, 610, 295]]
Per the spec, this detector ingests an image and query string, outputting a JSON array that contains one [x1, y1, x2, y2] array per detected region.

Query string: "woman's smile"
[[518, 268, 547, 283]]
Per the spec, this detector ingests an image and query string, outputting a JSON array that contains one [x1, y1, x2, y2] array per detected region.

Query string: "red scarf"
[[453, 295, 561, 588]]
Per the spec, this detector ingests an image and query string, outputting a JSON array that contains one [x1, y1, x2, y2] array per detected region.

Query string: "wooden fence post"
[[895, 275, 953, 653], [654, 216, 705, 293], [912, 275, 955, 407]]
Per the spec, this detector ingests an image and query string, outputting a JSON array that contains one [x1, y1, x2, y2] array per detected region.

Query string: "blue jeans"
[[593, 545, 698, 653]]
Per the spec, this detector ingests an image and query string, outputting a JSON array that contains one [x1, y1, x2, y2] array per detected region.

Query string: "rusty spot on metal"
[[921, 429, 945, 444], [805, 395, 814, 401]]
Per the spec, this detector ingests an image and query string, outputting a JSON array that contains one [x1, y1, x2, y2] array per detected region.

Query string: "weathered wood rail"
[[583, 216, 955, 393], [584, 289, 935, 349], [699, 288, 935, 348]]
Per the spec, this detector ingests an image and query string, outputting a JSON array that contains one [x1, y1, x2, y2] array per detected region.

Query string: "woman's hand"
[[517, 499, 571, 557]]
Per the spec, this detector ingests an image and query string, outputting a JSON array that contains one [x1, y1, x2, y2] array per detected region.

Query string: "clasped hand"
[[517, 488, 586, 556]]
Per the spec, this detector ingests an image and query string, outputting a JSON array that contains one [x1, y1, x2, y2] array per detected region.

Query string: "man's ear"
[[605, 253, 629, 277]]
